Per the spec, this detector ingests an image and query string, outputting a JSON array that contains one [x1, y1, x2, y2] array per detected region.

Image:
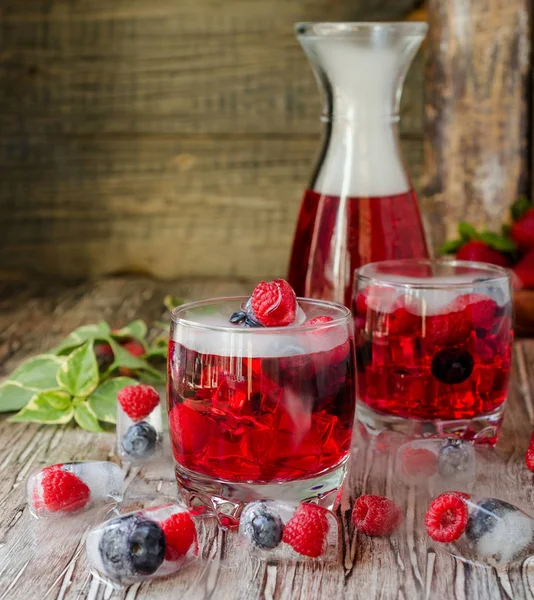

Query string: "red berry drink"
[[167, 295, 356, 523], [354, 260, 513, 445], [288, 188, 428, 307]]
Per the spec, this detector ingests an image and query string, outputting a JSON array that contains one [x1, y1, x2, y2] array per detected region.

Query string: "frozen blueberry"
[[431, 348, 474, 385], [98, 514, 166, 581], [240, 503, 284, 550], [121, 421, 158, 458], [465, 499, 516, 543], [438, 439, 472, 478], [229, 311, 263, 327]]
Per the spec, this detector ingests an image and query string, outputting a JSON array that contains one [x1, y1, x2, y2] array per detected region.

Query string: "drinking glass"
[[167, 297, 356, 525], [353, 259, 513, 445]]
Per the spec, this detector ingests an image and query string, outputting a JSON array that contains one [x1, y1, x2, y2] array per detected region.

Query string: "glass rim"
[[295, 21, 428, 39], [171, 296, 352, 333], [356, 259, 511, 290]]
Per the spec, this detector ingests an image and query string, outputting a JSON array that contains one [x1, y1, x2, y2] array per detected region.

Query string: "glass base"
[[174, 459, 348, 528], [357, 401, 505, 446]]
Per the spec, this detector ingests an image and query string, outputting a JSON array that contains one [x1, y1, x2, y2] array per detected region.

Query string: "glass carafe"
[[287, 22, 430, 307]]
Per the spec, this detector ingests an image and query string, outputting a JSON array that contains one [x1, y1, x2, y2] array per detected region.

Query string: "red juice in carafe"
[[288, 188, 428, 306]]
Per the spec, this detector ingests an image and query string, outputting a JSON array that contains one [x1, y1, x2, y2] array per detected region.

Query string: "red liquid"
[[288, 188, 429, 306], [354, 293, 513, 426], [167, 341, 356, 483]]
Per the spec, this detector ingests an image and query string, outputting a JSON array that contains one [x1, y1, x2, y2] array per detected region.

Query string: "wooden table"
[[1, 277, 534, 600]]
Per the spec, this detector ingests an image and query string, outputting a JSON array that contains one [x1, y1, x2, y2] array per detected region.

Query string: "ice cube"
[[238, 500, 338, 561], [117, 397, 163, 465], [26, 461, 124, 518], [86, 503, 198, 586], [427, 494, 534, 567], [395, 438, 476, 494]]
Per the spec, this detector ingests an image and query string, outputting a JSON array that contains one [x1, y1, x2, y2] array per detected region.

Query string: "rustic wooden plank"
[[421, 0, 531, 251], [0, 0, 423, 137], [0, 278, 533, 598], [0, 137, 424, 281]]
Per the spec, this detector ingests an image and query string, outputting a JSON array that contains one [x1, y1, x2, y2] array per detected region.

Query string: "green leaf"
[[502, 223, 512, 237], [439, 238, 464, 255], [458, 222, 478, 241], [112, 320, 148, 342], [45, 389, 72, 410], [57, 341, 99, 397], [479, 231, 517, 253], [511, 196, 531, 222], [144, 337, 168, 360], [9, 391, 73, 424], [73, 400, 104, 432], [9, 354, 64, 390], [52, 322, 111, 356], [163, 295, 185, 312], [0, 382, 36, 412], [137, 370, 166, 385], [106, 339, 163, 379], [88, 376, 137, 424]]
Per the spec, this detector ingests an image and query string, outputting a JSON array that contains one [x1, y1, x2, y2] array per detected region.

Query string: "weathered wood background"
[[0, 0, 425, 282]]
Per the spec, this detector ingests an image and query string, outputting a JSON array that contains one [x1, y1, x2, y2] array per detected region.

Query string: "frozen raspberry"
[[354, 293, 368, 318], [425, 492, 468, 542], [400, 447, 438, 478], [305, 315, 350, 367], [282, 504, 329, 557], [305, 316, 333, 326], [425, 310, 472, 347], [352, 494, 403, 537], [451, 294, 497, 331], [250, 279, 297, 327], [525, 432, 534, 472], [161, 511, 197, 561], [387, 306, 421, 336], [41, 467, 91, 513], [118, 384, 160, 422], [118, 341, 146, 376]]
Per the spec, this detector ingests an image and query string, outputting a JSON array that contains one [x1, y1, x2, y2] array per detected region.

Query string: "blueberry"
[[438, 439, 472, 478], [465, 498, 517, 543], [98, 514, 166, 581], [431, 348, 474, 385], [229, 311, 263, 327], [122, 421, 158, 458], [240, 503, 284, 550]]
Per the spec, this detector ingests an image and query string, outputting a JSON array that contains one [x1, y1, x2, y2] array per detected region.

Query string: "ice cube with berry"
[[395, 438, 476, 493], [238, 501, 338, 560], [425, 492, 534, 566], [86, 504, 198, 585], [352, 494, 403, 537], [27, 461, 124, 518], [117, 384, 163, 464]]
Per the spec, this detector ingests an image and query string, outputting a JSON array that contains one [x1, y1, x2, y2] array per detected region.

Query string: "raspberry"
[[161, 512, 197, 561], [305, 315, 350, 366], [525, 432, 534, 472], [425, 310, 472, 346], [41, 467, 90, 513], [354, 293, 368, 318], [250, 279, 297, 327], [352, 494, 403, 537], [117, 384, 160, 422], [451, 294, 497, 331], [386, 306, 421, 336], [305, 316, 334, 325], [400, 447, 438, 479], [282, 504, 329, 557], [425, 492, 468, 542]]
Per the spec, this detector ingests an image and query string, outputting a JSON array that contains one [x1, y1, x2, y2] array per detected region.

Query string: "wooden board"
[[0, 277, 534, 599], [422, 0, 531, 251], [0, 0, 424, 281]]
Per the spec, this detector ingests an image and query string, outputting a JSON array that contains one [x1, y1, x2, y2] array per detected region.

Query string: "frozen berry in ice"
[[400, 447, 438, 479], [451, 293, 497, 331], [39, 467, 91, 513], [465, 498, 516, 543], [161, 512, 197, 561], [121, 421, 158, 459], [282, 504, 329, 557], [118, 384, 160, 422], [352, 494, 403, 537], [250, 279, 297, 327], [240, 502, 284, 550], [98, 514, 166, 581], [438, 439, 472, 478], [431, 348, 474, 385], [425, 492, 468, 543]]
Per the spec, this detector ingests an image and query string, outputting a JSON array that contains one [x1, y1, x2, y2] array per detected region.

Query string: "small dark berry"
[[240, 503, 284, 549], [122, 422, 158, 458], [431, 348, 474, 385], [356, 340, 373, 372], [98, 514, 166, 582], [465, 499, 516, 543]]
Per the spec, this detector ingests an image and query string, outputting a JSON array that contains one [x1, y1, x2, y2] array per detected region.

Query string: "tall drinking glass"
[[167, 297, 356, 525], [353, 260, 513, 445]]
